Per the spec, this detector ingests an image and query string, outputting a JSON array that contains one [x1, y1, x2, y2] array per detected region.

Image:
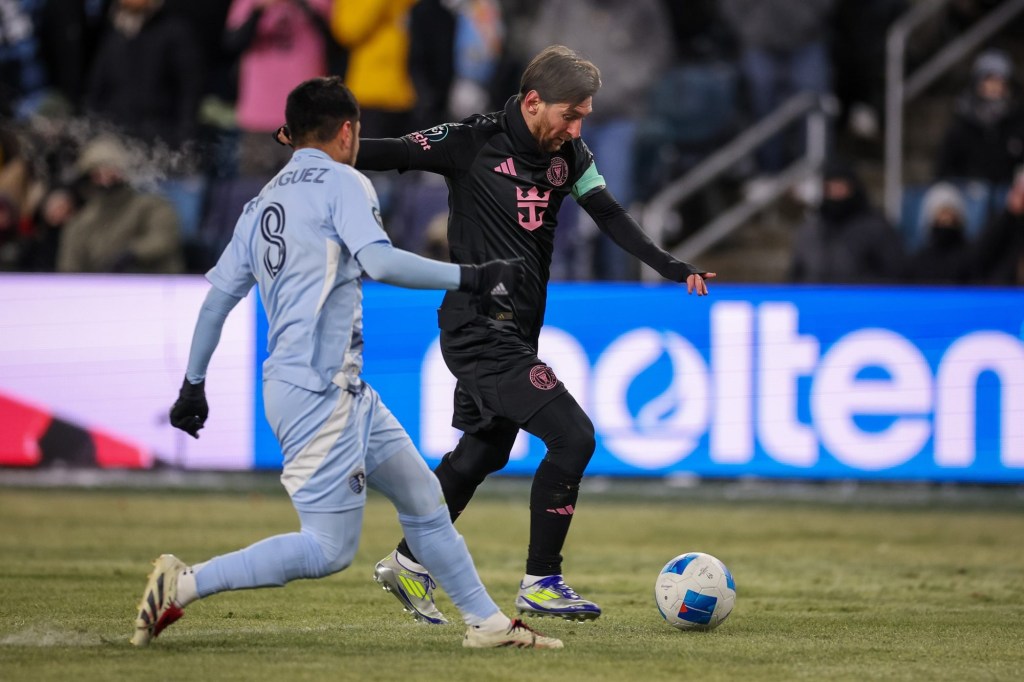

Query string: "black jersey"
[[388, 96, 606, 344]]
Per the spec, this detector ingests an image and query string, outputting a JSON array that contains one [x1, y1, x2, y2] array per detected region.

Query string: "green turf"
[[1, 485, 1022, 681]]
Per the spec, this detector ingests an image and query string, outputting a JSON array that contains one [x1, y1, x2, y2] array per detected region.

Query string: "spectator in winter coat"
[[935, 49, 1024, 185], [789, 160, 904, 283], [57, 136, 184, 274], [330, 0, 417, 138], [721, 0, 835, 174], [904, 182, 976, 284], [225, 0, 334, 176], [407, 0, 457, 131], [974, 168, 1024, 284], [16, 186, 82, 272], [830, 0, 907, 140], [84, 0, 203, 149]]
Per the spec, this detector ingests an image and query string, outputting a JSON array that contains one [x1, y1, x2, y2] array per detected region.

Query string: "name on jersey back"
[[269, 167, 330, 189]]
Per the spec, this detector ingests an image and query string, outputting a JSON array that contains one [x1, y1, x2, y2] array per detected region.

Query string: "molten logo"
[[418, 298, 1024, 479], [516, 187, 551, 231]]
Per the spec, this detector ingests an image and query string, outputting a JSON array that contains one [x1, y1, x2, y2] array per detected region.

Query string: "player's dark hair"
[[285, 77, 360, 146], [519, 45, 601, 106]]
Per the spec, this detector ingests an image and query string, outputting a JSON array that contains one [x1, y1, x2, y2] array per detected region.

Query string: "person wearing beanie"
[[936, 48, 1024, 184], [904, 182, 976, 284], [56, 135, 185, 273]]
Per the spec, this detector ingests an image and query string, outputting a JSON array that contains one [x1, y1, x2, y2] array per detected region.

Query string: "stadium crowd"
[[0, 0, 1021, 283]]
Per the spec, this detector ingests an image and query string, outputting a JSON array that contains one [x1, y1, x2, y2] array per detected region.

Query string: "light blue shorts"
[[263, 378, 414, 513]]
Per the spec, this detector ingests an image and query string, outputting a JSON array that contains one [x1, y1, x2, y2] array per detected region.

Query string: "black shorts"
[[440, 321, 567, 433]]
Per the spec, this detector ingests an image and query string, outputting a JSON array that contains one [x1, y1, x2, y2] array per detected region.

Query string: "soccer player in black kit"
[[278, 45, 715, 623]]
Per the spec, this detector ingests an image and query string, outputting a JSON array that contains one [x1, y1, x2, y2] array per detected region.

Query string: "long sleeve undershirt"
[[355, 241, 461, 290], [579, 187, 702, 282], [185, 287, 243, 384], [355, 138, 412, 172]]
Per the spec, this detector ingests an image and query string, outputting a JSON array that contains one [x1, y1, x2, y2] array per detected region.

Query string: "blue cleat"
[[515, 575, 601, 621]]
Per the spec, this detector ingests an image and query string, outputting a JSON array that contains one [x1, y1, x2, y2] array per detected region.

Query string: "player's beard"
[[542, 133, 568, 152], [535, 120, 567, 152]]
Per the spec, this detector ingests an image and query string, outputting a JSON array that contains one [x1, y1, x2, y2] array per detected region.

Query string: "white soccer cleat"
[[130, 554, 187, 647], [463, 618, 564, 649]]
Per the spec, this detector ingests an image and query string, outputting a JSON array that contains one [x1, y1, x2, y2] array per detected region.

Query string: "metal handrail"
[[640, 91, 833, 278], [884, 0, 1024, 223]]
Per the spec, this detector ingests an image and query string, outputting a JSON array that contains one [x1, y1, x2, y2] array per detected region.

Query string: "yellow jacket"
[[331, 0, 417, 111]]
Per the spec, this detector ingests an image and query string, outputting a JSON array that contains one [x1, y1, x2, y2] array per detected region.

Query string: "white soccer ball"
[[655, 552, 736, 631]]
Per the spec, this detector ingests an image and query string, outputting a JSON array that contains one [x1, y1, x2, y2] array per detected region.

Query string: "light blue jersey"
[[172, 148, 501, 629], [207, 148, 389, 392]]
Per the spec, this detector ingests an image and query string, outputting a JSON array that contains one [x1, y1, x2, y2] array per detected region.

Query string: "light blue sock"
[[194, 531, 331, 597], [398, 506, 500, 625]]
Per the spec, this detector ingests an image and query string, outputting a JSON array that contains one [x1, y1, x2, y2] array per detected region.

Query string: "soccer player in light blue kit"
[[130, 77, 562, 650]]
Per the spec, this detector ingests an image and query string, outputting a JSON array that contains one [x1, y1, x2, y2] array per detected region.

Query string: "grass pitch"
[[1, 482, 1022, 681]]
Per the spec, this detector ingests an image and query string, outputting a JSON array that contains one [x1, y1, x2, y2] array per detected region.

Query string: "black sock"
[[526, 458, 581, 576], [397, 452, 484, 565]]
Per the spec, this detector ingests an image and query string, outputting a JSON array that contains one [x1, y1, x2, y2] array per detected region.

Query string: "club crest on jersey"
[[516, 186, 551, 231], [529, 364, 559, 390], [348, 469, 366, 495], [547, 157, 569, 186]]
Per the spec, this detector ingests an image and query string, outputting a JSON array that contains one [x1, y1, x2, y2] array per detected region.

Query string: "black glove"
[[170, 376, 208, 439], [458, 258, 525, 296]]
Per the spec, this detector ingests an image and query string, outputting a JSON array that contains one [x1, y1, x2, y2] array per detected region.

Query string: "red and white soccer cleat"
[[130, 554, 187, 646]]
